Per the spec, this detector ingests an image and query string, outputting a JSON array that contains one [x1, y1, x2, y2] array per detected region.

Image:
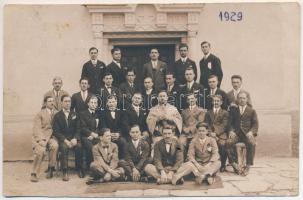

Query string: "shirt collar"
[[204, 52, 210, 59], [181, 57, 187, 62], [46, 108, 52, 114], [113, 60, 120, 64], [199, 138, 206, 145]]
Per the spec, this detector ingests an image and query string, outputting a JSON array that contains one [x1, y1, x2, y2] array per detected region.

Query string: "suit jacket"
[[124, 139, 151, 170], [78, 109, 100, 138], [92, 141, 119, 171], [100, 109, 125, 137], [98, 86, 122, 109], [180, 82, 206, 109], [205, 88, 229, 110], [119, 82, 140, 106], [226, 89, 253, 108], [173, 58, 197, 85], [181, 106, 206, 137], [153, 138, 183, 171], [141, 89, 158, 112], [199, 54, 223, 88], [204, 108, 229, 140], [143, 60, 167, 91], [106, 61, 128, 87], [188, 136, 220, 164], [52, 110, 80, 143], [122, 104, 148, 140], [81, 60, 107, 94], [43, 90, 69, 111], [228, 106, 259, 137], [71, 91, 92, 113], [164, 84, 181, 109], [32, 108, 58, 145]]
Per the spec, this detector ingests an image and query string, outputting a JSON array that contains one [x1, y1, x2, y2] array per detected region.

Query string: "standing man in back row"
[[199, 41, 223, 88], [81, 47, 107, 94], [143, 48, 167, 91], [107, 47, 128, 87]]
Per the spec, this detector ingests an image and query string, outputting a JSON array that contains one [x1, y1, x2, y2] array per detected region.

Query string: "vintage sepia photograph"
[[2, 1, 300, 198]]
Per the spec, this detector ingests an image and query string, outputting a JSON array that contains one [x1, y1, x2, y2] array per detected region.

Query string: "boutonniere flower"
[[173, 91, 177, 95], [159, 68, 164, 72], [71, 114, 76, 120], [207, 144, 212, 152], [99, 65, 104, 69], [123, 67, 128, 70]]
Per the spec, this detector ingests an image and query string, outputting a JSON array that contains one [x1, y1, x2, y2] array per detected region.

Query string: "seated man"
[[30, 96, 58, 182], [226, 91, 258, 176], [79, 95, 100, 169], [100, 95, 127, 159], [87, 128, 125, 184], [172, 122, 220, 185], [52, 95, 84, 181], [204, 95, 229, 172], [144, 126, 183, 185], [179, 93, 206, 158], [118, 125, 152, 182]]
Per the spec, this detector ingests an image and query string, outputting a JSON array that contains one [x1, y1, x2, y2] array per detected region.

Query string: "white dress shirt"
[[105, 85, 112, 94], [210, 88, 217, 95], [239, 105, 247, 115], [132, 139, 139, 149], [165, 143, 171, 153], [113, 60, 121, 68], [81, 90, 88, 102], [187, 80, 195, 90], [152, 60, 158, 69], [91, 59, 97, 65], [181, 57, 187, 63], [110, 111, 116, 119]]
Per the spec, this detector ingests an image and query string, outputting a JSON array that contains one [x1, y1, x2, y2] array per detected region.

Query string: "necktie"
[[103, 146, 109, 156], [187, 83, 191, 90], [111, 111, 115, 119], [135, 107, 139, 117], [166, 143, 171, 153]]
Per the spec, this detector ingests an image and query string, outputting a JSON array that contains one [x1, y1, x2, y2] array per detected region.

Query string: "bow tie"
[[102, 145, 109, 148], [106, 86, 112, 89]]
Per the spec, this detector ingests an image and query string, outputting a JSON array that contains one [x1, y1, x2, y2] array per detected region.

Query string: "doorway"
[[115, 44, 176, 86]]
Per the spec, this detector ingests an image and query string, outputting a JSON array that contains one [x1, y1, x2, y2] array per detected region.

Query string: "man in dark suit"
[[52, 95, 84, 181], [227, 75, 253, 109], [205, 75, 229, 110], [79, 95, 101, 169], [107, 47, 128, 87], [164, 72, 181, 110], [118, 125, 152, 182], [119, 68, 140, 108], [99, 95, 127, 159], [141, 77, 158, 113], [204, 95, 229, 172], [199, 41, 223, 88], [173, 43, 197, 86], [81, 47, 107, 94], [144, 125, 183, 184], [226, 91, 259, 176], [71, 77, 93, 113], [143, 48, 167, 91], [180, 67, 206, 110], [98, 72, 122, 110], [122, 93, 149, 142]]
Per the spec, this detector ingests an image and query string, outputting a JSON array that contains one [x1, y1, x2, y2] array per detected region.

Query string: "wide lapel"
[[170, 140, 177, 156], [209, 110, 215, 122], [60, 111, 68, 128], [201, 137, 209, 153], [98, 143, 109, 162]]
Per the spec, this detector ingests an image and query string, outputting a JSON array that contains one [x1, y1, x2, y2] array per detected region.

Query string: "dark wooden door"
[[115, 45, 175, 88]]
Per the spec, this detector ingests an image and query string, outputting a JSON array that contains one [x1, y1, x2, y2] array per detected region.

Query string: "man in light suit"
[[179, 67, 206, 110], [119, 68, 140, 108], [81, 47, 107, 94], [226, 91, 259, 176], [31, 96, 58, 182], [52, 95, 84, 181], [199, 41, 223, 88], [143, 48, 167, 91], [227, 75, 252, 109], [173, 43, 197, 86], [144, 126, 184, 185], [71, 77, 93, 113], [179, 93, 206, 158], [172, 122, 220, 185], [118, 125, 152, 182], [87, 128, 125, 184], [43, 76, 69, 111], [79, 95, 101, 170], [107, 47, 128, 87], [205, 75, 229, 110], [204, 95, 229, 172]]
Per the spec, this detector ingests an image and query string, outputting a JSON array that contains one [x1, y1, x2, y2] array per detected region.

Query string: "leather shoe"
[[30, 173, 38, 182], [176, 178, 184, 185], [206, 175, 215, 185], [78, 169, 85, 178], [241, 165, 250, 176], [195, 175, 205, 185], [231, 162, 240, 174], [46, 167, 54, 179], [63, 171, 69, 181]]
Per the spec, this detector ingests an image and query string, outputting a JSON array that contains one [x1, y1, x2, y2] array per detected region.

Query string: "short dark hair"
[[166, 72, 175, 78], [89, 47, 98, 53], [132, 92, 143, 98], [144, 77, 153, 82], [103, 72, 113, 78], [185, 67, 195, 73], [208, 75, 218, 80], [237, 91, 249, 99], [179, 43, 188, 50], [111, 47, 121, 55], [126, 68, 136, 75], [43, 95, 53, 103], [158, 90, 168, 96], [61, 94, 70, 102], [88, 95, 98, 103], [150, 48, 159, 53], [201, 41, 211, 47], [107, 95, 117, 101], [231, 75, 243, 81], [79, 77, 89, 84], [212, 94, 223, 101], [130, 124, 140, 131], [99, 128, 110, 136], [196, 122, 209, 130]]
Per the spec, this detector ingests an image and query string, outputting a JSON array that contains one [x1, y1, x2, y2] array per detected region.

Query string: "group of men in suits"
[[30, 41, 258, 186]]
